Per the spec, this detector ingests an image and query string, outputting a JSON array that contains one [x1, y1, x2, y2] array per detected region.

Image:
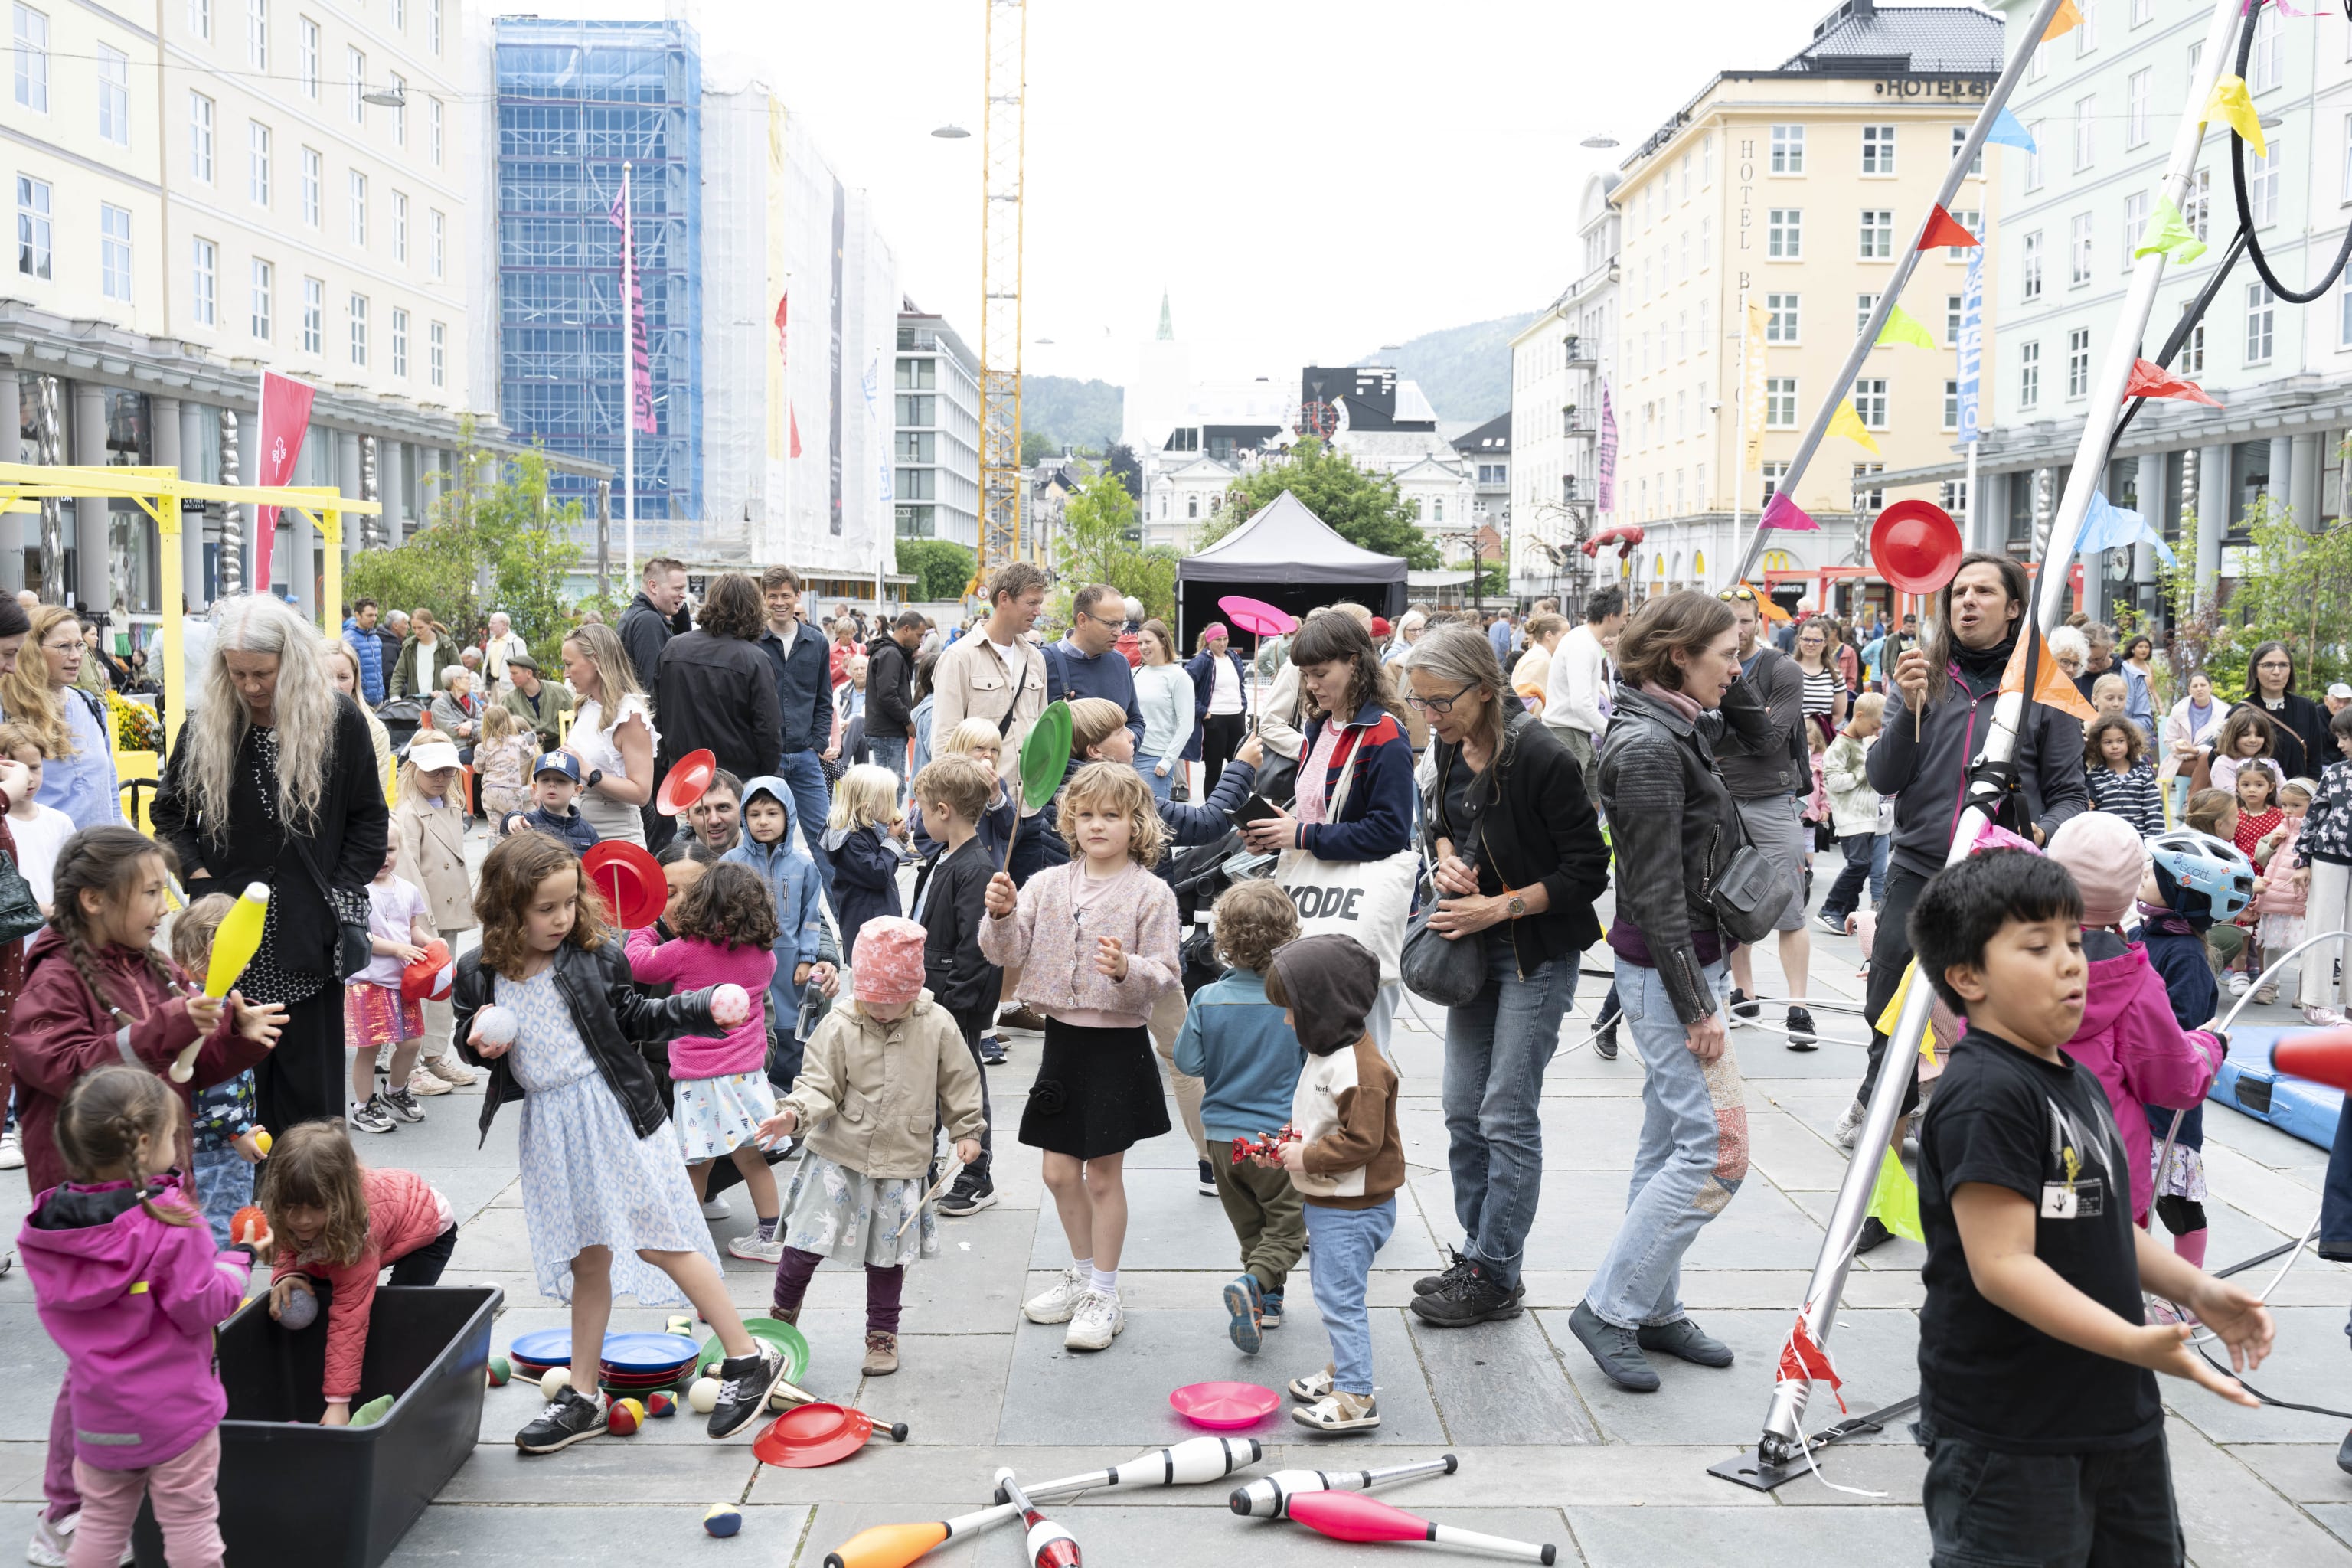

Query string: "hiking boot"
[[1727, 988, 1759, 1024], [706, 1344, 786, 1439], [995, 1004, 1048, 1037], [1637, 1318, 1734, 1368], [1594, 1019, 1619, 1060], [1785, 1006, 1817, 1052], [1567, 1301, 1659, 1393], [861, 1331, 900, 1377], [516, 1386, 607, 1453], [1223, 1273, 1265, 1355], [1023, 1265, 1089, 1325], [1413, 1248, 1473, 1298], [937, 1176, 997, 1217], [1408, 1260, 1524, 1328], [348, 1096, 394, 1135], [1063, 1290, 1125, 1351], [382, 1085, 425, 1124], [1292, 1390, 1379, 1432], [1833, 1100, 1865, 1150]]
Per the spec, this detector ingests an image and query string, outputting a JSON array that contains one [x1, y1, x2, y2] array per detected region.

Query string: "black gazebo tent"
[[1174, 490, 1410, 652]]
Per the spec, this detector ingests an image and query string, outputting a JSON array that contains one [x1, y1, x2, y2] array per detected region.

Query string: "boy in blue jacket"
[[1175, 880, 1307, 1354], [724, 775, 831, 1092]]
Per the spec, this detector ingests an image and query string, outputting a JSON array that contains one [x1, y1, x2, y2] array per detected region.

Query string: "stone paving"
[[2, 908, 2350, 1565]]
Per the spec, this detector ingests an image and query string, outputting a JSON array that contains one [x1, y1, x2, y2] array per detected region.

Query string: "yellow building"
[[1610, 0, 2004, 616]]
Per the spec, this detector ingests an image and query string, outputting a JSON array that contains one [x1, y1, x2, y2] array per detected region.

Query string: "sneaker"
[[1637, 1318, 1734, 1368], [1832, 1100, 1865, 1151], [1409, 1261, 1524, 1328], [1063, 1290, 1125, 1351], [978, 1035, 1008, 1067], [2338, 1426, 2352, 1478], [381, 1086, 425, 1124], [26, 1513, 70, 1568], [936, 1178, 998, 1217], [1413, 1248, 1473, 1298], [1259, 1292, 1283, 1330], [1197, 1158, 1217, 1197], [1855, 1217, 1896, 1253], [516, 1386, 607, 1453], [2307, 1005, 2349, 1027], [1594, 1020, 1619, 1060], [701, 1194, 733, 1220], [1727, 988, 1759, 1024], [1288, 1364, 1335, 1401], [1023, 1265, 1089, 1325], [727, 1229, 786, 1264], [0, 1129, 23, 1171], [404, 1068, 453, 1098], [1292, 1390, 1379, 1432], [1815, 910, 1849, 937], [1785, 1006, 1818, 1053], [348, 1096, 395, 1135], [995, 1004, 1049, 1037], [2254, 978, 2278, 1004], [1223, 1273, 1265, 1355], [861, 1331, 900, 1377], [2226, 971, 2251, 997], [706, 1344, 786, 1439], [1567, 1300, 1659, 1393], [425, 1056, 480, 1086], [1900, 1113, 1920, 1161]]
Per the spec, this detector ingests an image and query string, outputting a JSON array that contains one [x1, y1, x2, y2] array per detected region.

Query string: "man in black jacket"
[[655, 573, 783, 793], [1716, 590, 1818, 1050], [619, 556, 690, 709], [759, 566, 840, 903], [866, 611, 925, 786]]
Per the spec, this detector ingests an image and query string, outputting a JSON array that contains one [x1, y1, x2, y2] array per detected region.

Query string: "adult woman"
[[387, 610, 449, 700], [653, 574, 782, 794], [0, 596, 34, 1171], [1186, 622, 1250, 796], [1130, 619, 1194, 804], [2160, 669, 2229, 818], [2048, 625, 2089, 691], [1240, 611, 1415, 1047], [0, 606, 119, 831], [1791, 616, 1847, 740], [1406, 626, 1607, 1328], [151, 595, 390, 1132], [560, 621, 656, 848], [2241, 640, 2332, 780], [319, 638, 395, 804], [429, 666, 480, 760], [1381, 609, 1426, 667], [1567, 590, 1756, 1393], [1830, 619, 1861, 697]]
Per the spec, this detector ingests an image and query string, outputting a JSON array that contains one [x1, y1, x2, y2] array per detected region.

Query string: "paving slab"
[[388, 1501, 809, 1563], [2224, 1442, 2352, 1505], [2170, 1422, 2352, 1568], [1564, 1501, 1926, 1567], [1403, 1310, 1603, 1446], [1026, 1166, 1444, 1273], [2166, 1308, 2352, 1445]]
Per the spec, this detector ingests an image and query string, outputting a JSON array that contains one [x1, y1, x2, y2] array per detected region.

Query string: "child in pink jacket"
[[2047, 813, 2227, 1223]]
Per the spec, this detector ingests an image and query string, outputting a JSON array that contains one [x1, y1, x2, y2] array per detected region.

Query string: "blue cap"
[[533, 751, 581, 783]]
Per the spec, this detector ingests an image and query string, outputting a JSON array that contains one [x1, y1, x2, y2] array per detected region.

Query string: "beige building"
[[1610, 0, 2002, 615]]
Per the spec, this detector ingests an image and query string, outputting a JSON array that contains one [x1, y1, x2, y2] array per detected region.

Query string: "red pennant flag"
[[2122, 357, 2220, 407], [1775, 1309, 1847, 1414], [1916, 204, 1979, 251], [789, 405, 802, 459]]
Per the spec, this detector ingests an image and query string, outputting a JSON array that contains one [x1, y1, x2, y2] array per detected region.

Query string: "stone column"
[[2267, 435, 2293, 521], [0, 369, 21, 593], [71, 383, 109, 612], [152, 396, 182, 616], [2196, 443, 2228, 603], [2133, 451, 2164, 619], [381, 439, 406, 546], [180, 402, 208, 605], [1973, 470, 2005, 555], [2289, 432, 2322, 534]]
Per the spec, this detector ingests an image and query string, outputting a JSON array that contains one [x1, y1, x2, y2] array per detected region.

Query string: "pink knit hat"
[[2047, 812, 2145, 928], [853, 916, 929, 1007]]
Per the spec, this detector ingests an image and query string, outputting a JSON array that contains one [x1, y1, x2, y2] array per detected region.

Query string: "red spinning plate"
[[655, 748, 717, 817], [1868, 500, 1965, 596], [581, 841, 665, 929], [1168, 1380, 1280, 1429]]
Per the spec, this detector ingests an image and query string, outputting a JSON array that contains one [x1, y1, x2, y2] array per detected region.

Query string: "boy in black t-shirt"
[[1909, 849, 2273, 1566]]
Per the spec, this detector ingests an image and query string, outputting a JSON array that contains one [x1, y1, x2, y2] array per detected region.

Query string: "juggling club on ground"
[[1230, 1454, 1460, 1519], [995, 1435, 1263, 1504], [1285, 1490, 1557, 1564], [820, 1501, 1022, 1568], [992, 1472, 1080, 1568]]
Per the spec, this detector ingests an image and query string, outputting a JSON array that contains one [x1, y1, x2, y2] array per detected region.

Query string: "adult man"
[[865, 611, 925, 783], [481, 610, 529, 701], [1486, 609, 1516, 666], [930, 560, 1052, 854], [341, 599, 385, 704], [1717, 589, 1818, 1050], [1541, 587, 1625, 804], [377, 609, 407, 682], [619, 556, 690, 707], [1046, 583, 1145, 751], [757, 567, 838, 876], [1772, 604, 1804, 655], [496, 652, 574, 752], [1864, 612, 1916, 691]]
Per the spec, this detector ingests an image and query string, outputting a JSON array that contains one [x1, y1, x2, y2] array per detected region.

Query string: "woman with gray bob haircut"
[[152, 595, 390, 1132]]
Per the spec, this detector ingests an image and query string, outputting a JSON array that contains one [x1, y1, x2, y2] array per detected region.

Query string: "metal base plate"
[[1708, 1394, 1921, 1493]]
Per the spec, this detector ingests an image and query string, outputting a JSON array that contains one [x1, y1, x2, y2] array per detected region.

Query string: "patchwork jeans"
[[1440, 931, 1576, 1290]]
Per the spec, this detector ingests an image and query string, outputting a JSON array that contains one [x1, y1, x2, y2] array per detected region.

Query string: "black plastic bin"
[[132, 1284, 501, 1568]]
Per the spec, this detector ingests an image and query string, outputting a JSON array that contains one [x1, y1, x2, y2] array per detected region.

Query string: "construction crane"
[[975, 0, 1027, 593]]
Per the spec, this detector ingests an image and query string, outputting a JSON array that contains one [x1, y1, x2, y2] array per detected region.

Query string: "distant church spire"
[[1156, 289, 1174, 341]]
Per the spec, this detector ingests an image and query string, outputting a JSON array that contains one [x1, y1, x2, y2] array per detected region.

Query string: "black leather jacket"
[[1597, 678, 1772, 1026], [1424, 707, 1610, 978], [453, 941, 720, 1146]]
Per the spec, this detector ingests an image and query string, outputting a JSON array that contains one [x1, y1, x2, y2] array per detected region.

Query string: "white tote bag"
[[1276, 732, 1419, 983]]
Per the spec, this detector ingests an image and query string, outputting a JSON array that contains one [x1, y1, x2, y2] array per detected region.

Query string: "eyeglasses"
[[1404, 680, 1477, 714], [1717, 587, 1759, 603], [40, 638, 80, 653]]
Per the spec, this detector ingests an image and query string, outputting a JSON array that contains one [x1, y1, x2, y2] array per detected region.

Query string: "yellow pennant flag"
[[2203, 75, 2266, 158], [1828, 398, 1880, 456], [1875, 304, 1937, 351], [2133, 194, 2207, 265], [1875, 958, 1918, 1037], [2042, 0, 2083, 41], [1867, 1146, 1925, 1243], [1743, 302, 1768, 471]]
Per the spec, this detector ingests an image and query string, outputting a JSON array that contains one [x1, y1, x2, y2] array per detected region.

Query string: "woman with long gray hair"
[[152, 595, 390, 1131]]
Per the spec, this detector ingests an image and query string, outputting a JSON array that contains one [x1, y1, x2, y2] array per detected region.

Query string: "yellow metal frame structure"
[[0, 462, 381, 750], [976, 0, 1028, 589]]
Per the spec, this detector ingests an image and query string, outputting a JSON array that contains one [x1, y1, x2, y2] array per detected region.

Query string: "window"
[[2020, 341, 2041, 408], [299, 15, 316, 96], [1852, 378, 1888, 428], [299, 146, 319, 226], [2027, 125, 2045, 189], [2076, 0, 2097, 51], [2248, 140, 2280, 227], [348, 170, 365, 244], [247, 121, 270, 205], [1770, 123, 1805, 174], [1768, 207, 1802, 258], [1946, 293, 1963, 342], [98, 204, 128, 299], [2180, 301, 2206, 374], [430, 208, 444, 279], [1852, 464, 1886, 510], [250, 257, 270, 338], [2341, 268, 2352, 348], [1762, 462, 1788, 499], [1700, 215, 1711, 267], [1856, 292, 1879, 335], [391, 190, 406, 263], [2067, 327, 2091, 397], [2185, 167, 2210, 241], [1766, 376, 1799, 428], [2070, 213, 2093, 285], [896, 357, 936, 390], [429, 320, 445, 387], [346, 47, 364, 123], [1676, 389, 1687, 434], [390, 307, 407, 377], [2344, 113, 2352, 204], [13, 174, 44, 279], [1861, 124, 1896, 175], [2246, 283, 2275, 363], [895, 394, 936, 426], [348, 292, 366, 365], [191, 237, 216, 326], [1697, 299, 1710, 351], [1942, 478, 1971, 515], [895, 431, 935, 462], [188, 0, 207, 38], [301, 275, 321, 352], [2073, 96, 2096, 172], [2030, 40, 2047, 81], [430, 100, 443, 167], [2127, 69, 2151, 147], [2021, 230, 2043, 300], [390, 0, 402, 26], [1766, 292, 1799, 342], [1947, 209, 1980, 260], [389, 74, 406, 145], [2132, 0, 2151, 23], [1943, 378, 1961, 430], [427, 0, 440, 53], [95, 44, 126, 143], [2122, 191, 2148, 269], [2250, 7, 2281, 93], [1950, 124, 1983, 178], [188, 93, 215, 182], [1679, 231, 1690, 279], [247, 0, 265, 67], [1858, 208, 1893, 259], [1703, 135, 1713, 186]]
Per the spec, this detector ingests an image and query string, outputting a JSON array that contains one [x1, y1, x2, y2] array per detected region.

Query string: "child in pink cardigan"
[[625, 861, 782, 1263]]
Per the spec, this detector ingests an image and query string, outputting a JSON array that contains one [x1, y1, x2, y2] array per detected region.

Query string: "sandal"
[[1287, 1364, 1334, 1401]]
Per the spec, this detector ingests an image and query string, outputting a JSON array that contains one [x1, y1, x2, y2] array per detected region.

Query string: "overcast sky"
[[558, 0, 1869, 387]]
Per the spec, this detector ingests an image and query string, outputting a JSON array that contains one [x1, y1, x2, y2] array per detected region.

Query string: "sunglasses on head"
[[1717, 587, 1759, 603]]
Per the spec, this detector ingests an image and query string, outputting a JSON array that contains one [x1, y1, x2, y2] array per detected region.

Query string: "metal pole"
[[596, 478, 611, 603], [1965, 437, 1981, 547], [1750, 0, 2252, 1468], [622, 161, 635, 585]]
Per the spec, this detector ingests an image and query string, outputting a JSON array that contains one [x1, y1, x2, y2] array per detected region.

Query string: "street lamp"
[[931, 123, 971, 139], [1579, 133, 1619, 149], [361, 83, 406, 107]]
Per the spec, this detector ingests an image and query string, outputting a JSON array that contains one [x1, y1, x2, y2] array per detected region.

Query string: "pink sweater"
[[272, 1167, 453, 1403], [2065, 937, 2226, 1222], [625, 927, 776, 1079], [978, 858, 1179, 1027]]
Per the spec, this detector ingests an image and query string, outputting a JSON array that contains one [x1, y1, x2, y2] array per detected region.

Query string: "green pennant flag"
[[2133, 194, 2208, 265], [1866, 1145, 1923, 1243], [1875, 304, 1937, 351]]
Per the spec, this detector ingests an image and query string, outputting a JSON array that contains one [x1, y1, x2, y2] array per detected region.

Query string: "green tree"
[[1020, 430, 1057, 468], [897, 537, 977, 602], [1200, 439, 1440, 568], [2156, 483, 2352, 696], [1058, 470, 1176, 625]]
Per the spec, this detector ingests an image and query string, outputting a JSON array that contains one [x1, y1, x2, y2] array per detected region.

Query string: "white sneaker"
[[1023, 1265, 1089, 1325], [405, 1069, 453, 1098], [0, 1129, 23, 1171], [701, 1195, 733, 1220], [2226, 972, 2251, 997], [425, 1056, 480, 1086], [1063, 1289, 1125, 1351], [727, 1230, 785, 1264], [1831, 1102, 1865, 1152], [2305, 1005, 2349, 1027], [26, 1513, 69, 1568]]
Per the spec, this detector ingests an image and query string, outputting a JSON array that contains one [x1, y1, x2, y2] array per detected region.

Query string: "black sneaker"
[[516, 1386, 607, 1453], [1408, 1261, 1524, 1328], [705, 1344, 786, 1439], [1594, 1020, 1619, 1060], [937, 1177, 997, 1217], [1855, 1217, 1895, 1253], [382, 1085, 426, 1123], [978, 1035, 1008, 1066], [1197, 1158, 1217, 1197], [1785, 1006, 1817, 1053], [348, 1096, 394, 1135], [1567, 1301, 1659, 1393], [1413, 1248, 1472, 1298], [1728, 988, 1759, 1024]]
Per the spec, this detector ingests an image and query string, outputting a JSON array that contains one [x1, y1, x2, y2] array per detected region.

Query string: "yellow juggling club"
[[172, 883, 269, 1083]]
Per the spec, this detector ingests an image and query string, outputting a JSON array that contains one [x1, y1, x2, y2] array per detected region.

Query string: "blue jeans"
[[870, 731, 909, 786], [1821, 831, 1887, 920], [1303, 1199, 1395, 1397], [1135, 753, 1174, 803], [1441, 931, 1576, 1289], [191, 1146, 253, 1250], [776, 750, 838, 906], [1584, 953, 1746, 1330]]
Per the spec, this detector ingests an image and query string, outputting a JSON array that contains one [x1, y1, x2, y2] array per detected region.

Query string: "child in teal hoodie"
[[722, 776, 831, 1092]]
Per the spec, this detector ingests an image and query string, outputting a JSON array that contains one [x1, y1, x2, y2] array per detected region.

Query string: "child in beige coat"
[[390, 738, 482, 1098]]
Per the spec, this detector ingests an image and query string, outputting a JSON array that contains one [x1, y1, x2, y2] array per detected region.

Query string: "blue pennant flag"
[[2076, 490, 2179, 569], [1984, 106, 2037, 152]]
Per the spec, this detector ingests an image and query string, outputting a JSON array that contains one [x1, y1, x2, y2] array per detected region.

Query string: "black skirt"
[[1018, 1018, 1171, 1159]]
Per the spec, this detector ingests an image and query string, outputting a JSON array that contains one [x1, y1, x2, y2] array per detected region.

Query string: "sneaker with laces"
[[381, 1086, 425, 1124], [1727, 988, 1759, 1024], [1223, 1273, 1265, 1354], [727, 1229, 786, 1264], [1259, 1292, 1283, 1330], [1593, 1020, 1619, 1060], [862, 1331, 900, 1376], [1413, 1248, 1472, 1298], [1568, 1300, 1659, 1392], [1637, 1317, 1734, 1368], [1409, 1260, 1524, 1328], [937, 1177, 997, 1217], [1023, 1265, 1089, 1325], [2307, 1005, 2349, 1027], [516, 1386, 608, 1453], [25, 1512, 71, 1568], [1196, 1158, 1217, 1197], [1832, 1100, 1865, 1150], [0, 1129, 24, 1171], [425, 1057, 480, 1086], [706, 1344, 786, 1439], [1063, 1290, 1125, 1351], [1815, 910, 1850, 936], [978, 1035, 1008, 1066], [404, 1068, 453, 1098], [348, 1096, 395, 1135], [1785, 1005, 1818, 1052], [1288, 1364, 1334, 1400], [1292, 1390, 1379, 1432]]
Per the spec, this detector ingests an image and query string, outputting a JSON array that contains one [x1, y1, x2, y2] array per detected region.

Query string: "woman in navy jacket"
[[1185, 624, 1254, 795]]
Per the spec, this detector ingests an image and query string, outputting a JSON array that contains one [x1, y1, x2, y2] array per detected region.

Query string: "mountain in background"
[[1021, 375, 1124, 454], [1355, 312, 1538, 425]]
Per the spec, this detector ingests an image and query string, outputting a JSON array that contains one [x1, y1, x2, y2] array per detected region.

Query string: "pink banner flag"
[[1595, 381, 1618, 513], [250, 370, 315, 592], [1761, 491, 1818, 532], [609, 181, 656, 436]]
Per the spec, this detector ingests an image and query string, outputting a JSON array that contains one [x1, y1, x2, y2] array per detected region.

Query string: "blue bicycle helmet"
[[2146, 830, 2256, 925]]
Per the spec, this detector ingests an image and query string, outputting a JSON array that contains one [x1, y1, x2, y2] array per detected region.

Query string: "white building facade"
[[1509, 172, 1620, 603], [893, 309, 980, 550]]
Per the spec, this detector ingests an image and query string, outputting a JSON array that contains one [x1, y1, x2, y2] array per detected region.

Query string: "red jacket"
[[273, 1166, 451, 1402], [11, 927, 265, 1202]]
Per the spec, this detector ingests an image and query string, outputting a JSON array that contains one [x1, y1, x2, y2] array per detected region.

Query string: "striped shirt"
[[2086, 760, 2165, 838], [1799, 665, 1841, 717]]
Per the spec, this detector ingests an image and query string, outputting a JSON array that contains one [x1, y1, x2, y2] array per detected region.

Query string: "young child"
[[755, 916, 985, 1377], [684, 770, 744, 859], [2090, 671, 2131, 724], [824, 763, 909, 962], [18, 1067, 257, 1568], [2138, 824, 2249, 1271], [1266, 933, 1400, 1433], [2299, 708, 2352, 1026], [907, 719, 1015, 865], [501, 752, 601, 854], [2252, 778, 2314, 1007], [625, 861, 783, 1263], [475, 704, 537, 824], [2084, 713, 2165, 838], [453, 831, 784, 1452], [172, 895, 267, 1248], [1818, 691, 1887, 935], [1908, 849, 2271, 1564], [2184, 787, 2249, 984], [2230, 761, 2286, 997], [2208, 707, 2275, 800], [983, 761, 1182, 1352], [908, 755, 1005, 1216], [391, 737, 482, 1101], [348, 841, 436, 1134], [260, 1122, 456, 1426], [0, 721, 74, 913], [722, 776, 831, 1096], [1173, 880, 1305, 1356]]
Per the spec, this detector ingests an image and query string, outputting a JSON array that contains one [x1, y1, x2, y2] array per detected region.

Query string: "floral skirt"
[[779, 1152, 939, 1268], [672, 1070, 777, 1162]]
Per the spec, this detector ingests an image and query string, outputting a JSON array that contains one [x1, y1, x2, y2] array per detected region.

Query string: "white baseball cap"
[[406, 738, 462, 773]]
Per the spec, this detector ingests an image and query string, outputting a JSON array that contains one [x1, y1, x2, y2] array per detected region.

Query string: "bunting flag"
[[789, 406, 802, 459], [2042, 0, 2083, 40], [608, 177, 658, 436], [1866, 1146, 1925, 1244], [1984, 106, 2037, 152], [1828, 398, 1880, 456], [2001, 627, 2101, 724], [2204, 74, 2266, 158], [2076, 488, 2180, 568], [1875, 304, 1938, 349], [2123, 357, 2222, 407], [1875, 959, 1919, 1037], [1761, 491, 1818, 532], [1916, 204, 1980, 251], [1775, 1309, 1847, 1414], [2132, 195, 2207, 265]]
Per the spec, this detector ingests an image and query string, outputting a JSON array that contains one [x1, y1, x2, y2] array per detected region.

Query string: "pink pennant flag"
[[608, 178, 656, 436], [1761, 491, 1818, 532]]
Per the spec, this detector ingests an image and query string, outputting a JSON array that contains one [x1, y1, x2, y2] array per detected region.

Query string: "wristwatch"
[[1501, 887, 1527, 920], [585, 769, 605, 791]]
